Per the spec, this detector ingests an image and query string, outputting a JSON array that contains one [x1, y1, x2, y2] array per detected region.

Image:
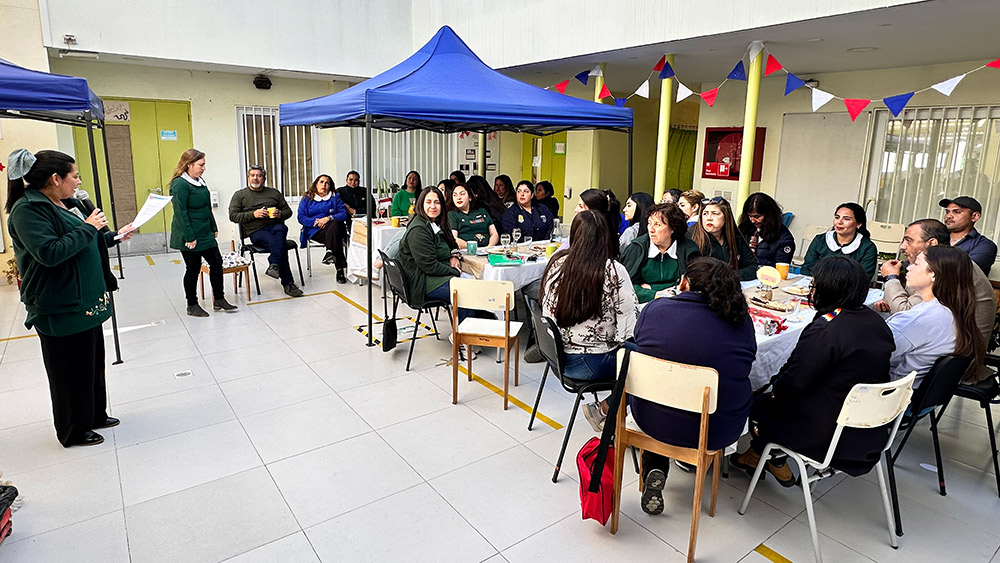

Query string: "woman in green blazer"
[[800, 202, 878, 279], [169, 149, 236, 317], [397, 186, 462, 310]]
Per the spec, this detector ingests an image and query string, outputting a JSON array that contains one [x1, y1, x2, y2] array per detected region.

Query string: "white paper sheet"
[[115, 193, 172, 239]]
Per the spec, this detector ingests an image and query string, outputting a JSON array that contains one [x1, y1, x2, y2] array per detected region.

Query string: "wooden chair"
[[609, 350, 722, 563], [199, 240, 251, 302], [450, 278, 522, 409]]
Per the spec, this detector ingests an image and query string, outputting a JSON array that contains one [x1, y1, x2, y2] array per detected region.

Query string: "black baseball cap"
[[939, 196, 982, 214]]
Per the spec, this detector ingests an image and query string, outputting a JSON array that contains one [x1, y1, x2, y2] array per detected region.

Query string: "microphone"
[[75, 189, 110, 234]]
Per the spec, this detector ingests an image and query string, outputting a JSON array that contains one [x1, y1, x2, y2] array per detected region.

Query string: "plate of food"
[[748, 295, 796, 313], [485, 247, 507, 255], [781, 285, 811, 297]]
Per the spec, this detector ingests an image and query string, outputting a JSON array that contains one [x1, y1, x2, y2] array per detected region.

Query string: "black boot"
[[336, 269, 348, 284], [213, 298, 238, 312], [186, 303, 209, 317]]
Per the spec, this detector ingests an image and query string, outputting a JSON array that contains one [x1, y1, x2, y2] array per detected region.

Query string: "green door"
[[521, 132, 567, 218]]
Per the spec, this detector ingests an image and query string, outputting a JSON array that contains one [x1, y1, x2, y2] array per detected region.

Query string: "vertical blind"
[[352, 128, 454, 198], [236, 106, 315, 197]]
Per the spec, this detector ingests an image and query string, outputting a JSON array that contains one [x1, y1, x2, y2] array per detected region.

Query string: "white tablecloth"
[[346, 219, 406, 284], [478, 258, 548, 291]]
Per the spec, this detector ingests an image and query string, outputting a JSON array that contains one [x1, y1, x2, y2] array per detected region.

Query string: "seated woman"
[[620, 202, 700, 303], [397, 186, 462, 313], [502, 180, 554, 241], [619, 192, 654, 252], [467, 175, 507, 227], [571, 188, 622, 258], [690, 197, 759, 281], [738, 192, 795, 267], [801, 202, 877, 279], [677, 189, 704, 227], [731, 256, 895, 483], [534, 180, 560, 217], [298, 174, 349, 283], [390, 170, 421, 217], [585, 257, 756, 515], [437, 178, 456, 209], [493, 174, 516, 207], [539, 210, 637, 381], [448, 183, 498, 249], [887, 246, 982, 388]]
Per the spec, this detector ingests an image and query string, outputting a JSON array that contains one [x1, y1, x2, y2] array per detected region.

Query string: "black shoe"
[[94, 417, 120, 429], [186, 304, 209, 317], [336, 269, 348, 284], [265, 264, 280, 279], [213, 298, 238, 312], [74, 431, 104, 447], [322, 251, 335, 265], [641, 469, 666, 515], [284, 283, 304, 297]]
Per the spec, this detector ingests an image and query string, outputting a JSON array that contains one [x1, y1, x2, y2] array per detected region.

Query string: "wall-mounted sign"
[[553, 142, 566, 155], [160, 130, 178, 141], [105, 101, 131, 122], [465, 148, 476, 160]]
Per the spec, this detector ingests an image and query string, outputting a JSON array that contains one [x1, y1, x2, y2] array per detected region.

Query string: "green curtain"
[[665, 128, 697, 191]]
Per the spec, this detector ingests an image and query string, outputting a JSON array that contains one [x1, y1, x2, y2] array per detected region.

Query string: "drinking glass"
[[511, 228, 521, 244], [500, 233, 511, 251], [552, 218, 562, 240]]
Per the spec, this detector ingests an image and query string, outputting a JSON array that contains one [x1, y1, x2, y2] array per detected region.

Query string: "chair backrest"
[[910, 354, 973, 414], [836, 372, 916, 429], [527, 297, 565, 375], [450, 278, 515, 312], [618, 349, 719, 414], [781, 211, 794, 228], [378, 249, 413, 306]]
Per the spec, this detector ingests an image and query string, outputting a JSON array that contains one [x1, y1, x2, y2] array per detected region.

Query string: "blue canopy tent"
[[281, 26, 634, 347], [0, 57, 125, 363]]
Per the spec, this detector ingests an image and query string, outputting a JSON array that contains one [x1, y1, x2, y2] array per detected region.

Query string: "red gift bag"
[[577, 436, 615, 524]]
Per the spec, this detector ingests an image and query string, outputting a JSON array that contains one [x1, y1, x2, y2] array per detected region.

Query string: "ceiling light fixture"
[[57, 49, 99, 60]]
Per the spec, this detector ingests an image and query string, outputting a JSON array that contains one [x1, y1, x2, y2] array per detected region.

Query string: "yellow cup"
[[391, 217, 400, 228], [775, 262, 790, 280], [545, 243, 558, 258], [266, 207, 279, 219]]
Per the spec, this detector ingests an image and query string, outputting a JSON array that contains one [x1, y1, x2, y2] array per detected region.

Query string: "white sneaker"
[[583, 401, 606, 432]]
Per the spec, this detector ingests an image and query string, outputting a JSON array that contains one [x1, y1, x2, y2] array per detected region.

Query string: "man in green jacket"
[[228, 165, 303, 297]]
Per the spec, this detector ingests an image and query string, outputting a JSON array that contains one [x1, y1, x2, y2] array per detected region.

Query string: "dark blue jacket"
[[502, 203, 553, 240], [753, 225, 796, 267], [954, 228, 998, 275], [297, 195, 347, 247], [629, 292, 757, 450]]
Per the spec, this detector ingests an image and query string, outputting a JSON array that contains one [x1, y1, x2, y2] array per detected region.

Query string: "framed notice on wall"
[[701, 127, 766, 181]]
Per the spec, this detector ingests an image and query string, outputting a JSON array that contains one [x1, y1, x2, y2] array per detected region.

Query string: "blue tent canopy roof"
[[0, 58, 104, 124], [280, 26, 632, 134]]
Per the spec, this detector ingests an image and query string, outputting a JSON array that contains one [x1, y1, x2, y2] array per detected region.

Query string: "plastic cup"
[[267, 207, 279, 218], [391, 217, 400, 228], [776, 262, 790, 280], [467, 241, 478, 255], [546, 243, 558, 258]]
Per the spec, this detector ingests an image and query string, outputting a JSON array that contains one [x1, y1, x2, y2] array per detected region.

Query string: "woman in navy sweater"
[[737, 192, 795, 267], [298, 174, 349, 283]]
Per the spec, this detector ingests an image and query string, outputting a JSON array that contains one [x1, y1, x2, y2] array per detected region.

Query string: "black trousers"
[[310, 220, 347, 268], [38, 325, 108, 447], [181, 247, 224, 305]]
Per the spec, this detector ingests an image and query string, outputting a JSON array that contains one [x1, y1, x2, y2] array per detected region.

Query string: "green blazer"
[[801, 231, 878, 279], [397, 215, 459, 306], [169, 176, 218, 251], [708, 234, 759, 281], [620, 234, 701, 300]]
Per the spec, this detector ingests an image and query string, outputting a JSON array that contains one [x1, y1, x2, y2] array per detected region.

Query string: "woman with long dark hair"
[[298, 173, 349, 283], [689, 197, 758, 281], [574, 188, 622, 258], [887, 246, 983, 387], [540, 210, 637, 381], [448, 183, 498, 249], [732, 256, 895, 482], [397, 187, 461, 308], [619, 192, 654, 252], [738, 192, 795, 267], [533, 180, 560, 217], [390, 170, 422, 217], [6, 148, 132, 447], [503, 180, 554, 241], [493, 174, 515, 206], [801, 202, 877, 279], [467, 174, 507, 227]]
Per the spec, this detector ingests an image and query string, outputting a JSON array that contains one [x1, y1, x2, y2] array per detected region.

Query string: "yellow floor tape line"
[[0, 334, 38, 343], [145, 255, 155, 266], [754, 544, 794, 563]]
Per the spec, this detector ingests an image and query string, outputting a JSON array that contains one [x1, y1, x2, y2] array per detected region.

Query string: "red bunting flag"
[[599, 83, 612, 99], [844, 98, 871, 121], [700, 88, 719, 107], [653, 56, 666, 72], [764, 54, 783, 77], [987, 58, 1000, 69], [554, 80, 569, 94]]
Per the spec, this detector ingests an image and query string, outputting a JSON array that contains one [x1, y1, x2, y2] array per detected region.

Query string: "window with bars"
[[236, 106, 316, 198], [351, 128, 454, 199], [866, 106, 1000, 241]]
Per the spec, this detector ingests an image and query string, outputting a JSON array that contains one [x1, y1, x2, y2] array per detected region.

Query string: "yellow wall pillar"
[[653, 54, 674, 202], [737, 46, 763, 210]]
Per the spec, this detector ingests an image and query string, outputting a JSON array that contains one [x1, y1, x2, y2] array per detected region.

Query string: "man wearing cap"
[[229, 166, 304, 297], [940, 196, 998, 275]]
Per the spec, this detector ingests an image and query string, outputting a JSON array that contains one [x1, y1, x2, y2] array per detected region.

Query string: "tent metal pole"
[[365, 116, 375, 347], [627, 128, 634, 197], [100, 126, 125, 279]]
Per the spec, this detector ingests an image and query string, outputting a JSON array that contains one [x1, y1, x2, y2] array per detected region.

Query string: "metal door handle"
[[149, 186, 162, 194]]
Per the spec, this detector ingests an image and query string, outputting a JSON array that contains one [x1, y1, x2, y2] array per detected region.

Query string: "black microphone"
[[75, 190, 111, 234]]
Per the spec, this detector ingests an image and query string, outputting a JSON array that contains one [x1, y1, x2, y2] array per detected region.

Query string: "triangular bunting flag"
[[728, 60, 747, 81], [633, 80, 649, 98], [575, 70, 590, 86], [844, 98, 871, 121], [554, 80, 569, 94], [931, 74, 966, 96], [599, 83, 612, 99], [659, 61, 675, 79], [700, 88, 719, 107], [653, 56, 666, 72], [784, 73, 806, 95], [882, 92, 914, 117], [749, 41, 764, 61], [676, 82, 693, 102], [811, 88, 835, 112], [987, 58, 1000, 69], [589, 65, 604, 77], [614, 98, 627, 107], [764, 54, 783, 77]]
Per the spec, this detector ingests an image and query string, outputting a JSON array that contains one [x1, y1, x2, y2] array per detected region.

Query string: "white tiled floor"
[[0, 252, 999, 562]]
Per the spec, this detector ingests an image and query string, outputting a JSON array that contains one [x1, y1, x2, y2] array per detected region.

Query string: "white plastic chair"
[[738, 371, 916, 563], [795, 224, 830, 264]]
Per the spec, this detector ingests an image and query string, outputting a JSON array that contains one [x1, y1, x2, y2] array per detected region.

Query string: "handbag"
[[382, 318, 398, 352], [0, 485, 18, 546], [577, 349, 631, 525]]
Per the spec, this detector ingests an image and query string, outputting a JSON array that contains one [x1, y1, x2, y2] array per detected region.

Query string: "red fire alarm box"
[[701, 127, 766, 181]]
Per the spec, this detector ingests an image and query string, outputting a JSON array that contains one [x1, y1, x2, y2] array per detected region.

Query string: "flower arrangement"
[[3, 258, 19, 287]]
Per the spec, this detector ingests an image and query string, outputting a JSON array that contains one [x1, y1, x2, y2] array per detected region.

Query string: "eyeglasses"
[[701, 196, 725, 205]]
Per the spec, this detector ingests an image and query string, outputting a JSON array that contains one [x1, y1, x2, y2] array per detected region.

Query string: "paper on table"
[[115, 194, 172, 239]]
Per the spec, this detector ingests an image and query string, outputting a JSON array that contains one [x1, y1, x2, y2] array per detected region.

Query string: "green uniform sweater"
[[708, 234, 759, 281], [801, 232, 878, 279], [620, 235, 701, 303], [169, 176, 218, 251], [391, 189, 417, 217], [397, 215, 460, 306]]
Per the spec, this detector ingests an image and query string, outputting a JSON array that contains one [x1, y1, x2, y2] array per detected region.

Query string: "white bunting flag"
[[931, 74, 966, 96], [749, 41, 765, 61], [811, 88, 835, 112], [676, 82, 693, 102], [588, 65, 604, 77], [633, 80, 650, 99]]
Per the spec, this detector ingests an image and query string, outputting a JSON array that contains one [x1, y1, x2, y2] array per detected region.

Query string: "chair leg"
[[929, 410, 947, 496], [689, 458, 708, 563], [984, 403, 1000, 498], [738, 443, 774, 515], [249, 257, 261, 295], [527, 364, 549, 431], [875, 459, 899, 549], [427, 307, 440, 340], [886, 449, 904, 537], [792, 454, 824, 563], [405, 308, 422, 372], [553, 394, 583, 482], [709, 451, 721, 517], [293, 245, 305, 286], [513, 337, 519, 387], [199, 270, 205, 299], [610, 432, 626, 535], [306, 243, 312, 277], [452, 334, 459, 406], [631, 446, 640, 476], [503, 342, 510, 410]]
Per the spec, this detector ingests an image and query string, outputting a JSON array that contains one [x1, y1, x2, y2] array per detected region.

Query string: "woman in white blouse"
[[539, 210, 638, 381]]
